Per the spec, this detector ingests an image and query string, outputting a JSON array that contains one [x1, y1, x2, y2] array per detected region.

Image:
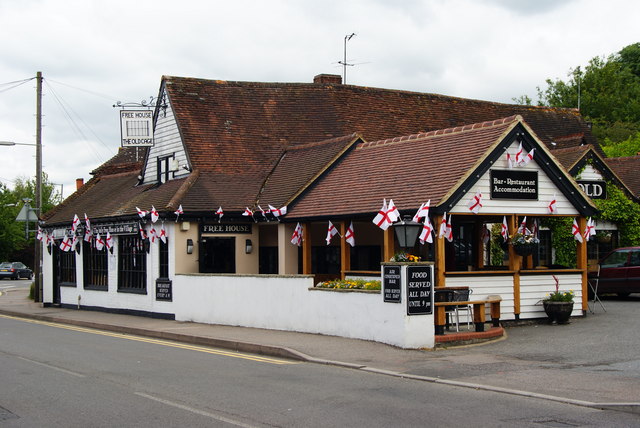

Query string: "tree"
[[535, 43, 640, 154], [0, 173, 62, 263]]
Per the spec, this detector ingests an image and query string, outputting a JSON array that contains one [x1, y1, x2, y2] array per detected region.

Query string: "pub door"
[[200, 237, 236, 273]]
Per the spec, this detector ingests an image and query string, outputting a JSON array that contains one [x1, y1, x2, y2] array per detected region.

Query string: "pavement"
[[1, 285, 639, 415]]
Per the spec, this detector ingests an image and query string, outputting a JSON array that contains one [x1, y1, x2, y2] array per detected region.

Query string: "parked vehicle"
[[592, 247, 640, 297], [0, 262, 33, 280]]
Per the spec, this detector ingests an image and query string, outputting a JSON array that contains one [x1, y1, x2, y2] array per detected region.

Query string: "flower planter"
[[513, 243, 538, 257], [542, 301, 574, 324]]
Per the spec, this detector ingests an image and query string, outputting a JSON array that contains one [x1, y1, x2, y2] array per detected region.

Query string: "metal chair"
[[442, 289, 472, 332]]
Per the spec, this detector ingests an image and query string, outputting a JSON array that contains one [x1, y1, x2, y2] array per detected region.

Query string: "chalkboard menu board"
[[156, 279, 172, 301], [406, 265, 433, 315], [383, 265, 402, 303]]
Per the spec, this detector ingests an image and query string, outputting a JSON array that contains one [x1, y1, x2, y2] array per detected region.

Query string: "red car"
[[592, 247, 640, 298]]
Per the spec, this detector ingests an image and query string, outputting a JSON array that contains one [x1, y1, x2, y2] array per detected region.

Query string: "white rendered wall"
[[173, 273, 435, 349]]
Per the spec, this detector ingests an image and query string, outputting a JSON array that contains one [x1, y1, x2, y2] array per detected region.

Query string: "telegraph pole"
[[34, 71, 42, 303]]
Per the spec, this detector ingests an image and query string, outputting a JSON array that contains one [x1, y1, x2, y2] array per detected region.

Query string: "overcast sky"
[[1, 0, 638, 201]]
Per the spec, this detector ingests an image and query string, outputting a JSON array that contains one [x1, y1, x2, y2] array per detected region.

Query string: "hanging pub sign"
[[120, 110, 154, 147], [577, 180, 607, 199], [490, 170, 538, 200], [406, 265, 433, 315], [383, 265, 402, 303], [201, 224, 252, 234]]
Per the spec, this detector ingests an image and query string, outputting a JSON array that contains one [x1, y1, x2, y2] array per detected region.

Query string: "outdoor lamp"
[[186, 239, 194, 254], [245, 239, 253, 254], [393, 216, 422, 248]]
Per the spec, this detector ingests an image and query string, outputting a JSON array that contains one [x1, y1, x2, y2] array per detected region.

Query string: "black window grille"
[[118, 235, 147, 293], [83, 241, 108, 289], [59, 249, 76, 286], [159, 238, 169, 278]]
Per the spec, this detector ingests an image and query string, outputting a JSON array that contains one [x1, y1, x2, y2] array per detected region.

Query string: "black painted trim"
[[59, 303, 175, 320]]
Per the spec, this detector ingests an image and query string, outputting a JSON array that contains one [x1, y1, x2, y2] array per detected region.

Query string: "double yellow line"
[[0, 314, 298, 365]]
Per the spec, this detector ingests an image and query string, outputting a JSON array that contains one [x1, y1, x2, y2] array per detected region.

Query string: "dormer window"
[[157, 154, 175, 183]]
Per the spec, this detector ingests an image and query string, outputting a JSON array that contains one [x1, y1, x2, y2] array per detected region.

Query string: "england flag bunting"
[[268, 204, 287, 219], [215, 206, 224, 222], [345, 222, 355, 247], [95, 233, 104, 251], [521, 148, 535, 166], [59, 235, 73, 252], [506, 152, 514, 170], [467, 192, 483, 214], [159, 223, 167, 244], [325, 221, 339, 245], [149, 226, 157, 244], [438, 213, 448, 239], [136, 206, 148, 219], [387, 199, 400, 223], [584, 217, 596, 241], [514, 142, 524, 165], [572, 218, 583, 243], [419, 216, 434, 244], [150, 206, 159, 223], [105, 232, 114, 251], [36, 226, 44, 241], [290, 222, 303, 246], [243, 207, 256, 222], [71, 235, 80, 252], [71, 214, 80, 233], [445, 214, 453, 242], [517, 216, 528, 235], [139, 223, 147, 240], [46, 233, 54, 249], [501, 216, 509, 242], [84, 214, 92, 242], [372, 199, 400, 230], [548, 194, 558, 214], [257, 205, 269, 221], [412, 200, 430, 223], [174, 204, 183, 222]]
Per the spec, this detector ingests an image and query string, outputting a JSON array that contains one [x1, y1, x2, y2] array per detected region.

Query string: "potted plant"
[[510, 232, 540, 256], [390, 252, 421, 262], [542, 276, 574, 324]]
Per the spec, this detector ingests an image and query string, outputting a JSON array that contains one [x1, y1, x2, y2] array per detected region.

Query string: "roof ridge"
[[287, 133, 359, 151], [358, 115, 521, 149]]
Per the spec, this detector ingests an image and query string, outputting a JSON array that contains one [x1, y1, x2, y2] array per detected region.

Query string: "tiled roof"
[[287, 116, 520, 218], [605, 155, 640, 198], [548, 145, 592, 171]]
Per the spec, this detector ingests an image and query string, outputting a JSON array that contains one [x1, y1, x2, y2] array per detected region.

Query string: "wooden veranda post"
[[383, 227, 395, 264], [340, 220, 350, 280], [435, 214, 446, 288], [302, 222, 312, 275], [509, 215, 521, 319], [577, 216, 588, 313]]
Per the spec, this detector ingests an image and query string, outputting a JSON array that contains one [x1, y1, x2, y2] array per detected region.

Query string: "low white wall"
[[173, 274, 435, 349]]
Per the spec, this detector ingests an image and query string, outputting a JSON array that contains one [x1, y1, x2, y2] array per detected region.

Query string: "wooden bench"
[[434, 295, 502, 335]]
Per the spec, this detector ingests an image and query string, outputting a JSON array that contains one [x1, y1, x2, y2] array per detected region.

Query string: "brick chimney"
[[313, 74, 342, 85], [76, 178, 84, 190]]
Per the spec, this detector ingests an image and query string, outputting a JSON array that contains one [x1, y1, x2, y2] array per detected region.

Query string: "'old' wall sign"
[[577, 180, 607, 199], [490, 170, 538, 200]]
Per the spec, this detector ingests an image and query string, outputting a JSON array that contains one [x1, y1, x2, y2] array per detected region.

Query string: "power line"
[[0, 77, 35, 94]]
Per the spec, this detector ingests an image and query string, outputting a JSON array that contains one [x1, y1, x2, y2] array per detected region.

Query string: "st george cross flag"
[[60, 235, 73, 252], [548, 194, 558, 214], [95, 233, 104, 251], [584, 217, 596, 240], [445, 214, 453, 242], [139, 223, 147, 240], [149, 226, 157, 243], [159, 223, 167, 244], [412, 200, 430, 223], [438, 213, 448, 239], [71, 214, 80, 233], [71, 235, 80, 252], [521, 148, 535, 166], [506, 152, 514, 170], [517, 216, 528, 234], [174, 204, 183, 222], [501, 216, 509, 242], [136, 207, 148, 219], [242, 207, 255, 222], [514, 142, 524, 165], [105, 232, 114, 250], [257, 206, 269, 220], [345, 221, 355, 247], [325, 221, 339, 245], [215, 207, 224, 222], [482, 225, 491, 245], [387, 199, 400, 223], [268, 204, 287, 219], [372, 199, 392, 230], [84, 214, 92, 242], [419, 217, 434, 244], [150, 206, 159, 223], [290, 222, 303, 246], [467, 192, 483, 214], [36, 226, 44, 241], [572, 218, 583, 243]]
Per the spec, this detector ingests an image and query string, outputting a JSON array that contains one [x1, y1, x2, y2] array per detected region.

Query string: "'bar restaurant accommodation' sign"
[[490, 170, 538, 200]]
